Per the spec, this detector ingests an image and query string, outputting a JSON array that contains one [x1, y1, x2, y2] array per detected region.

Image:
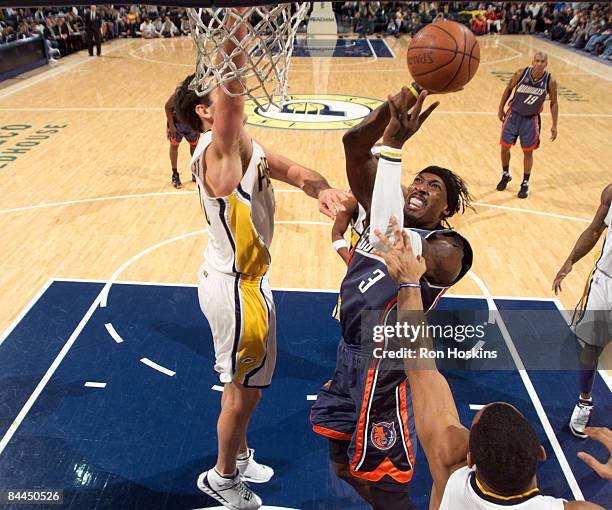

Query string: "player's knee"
[[331, 461, 352, 482]]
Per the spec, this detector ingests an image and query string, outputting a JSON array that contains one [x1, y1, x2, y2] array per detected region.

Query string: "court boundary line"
[[0, 39, 134, 100], [468, 270, 584, 500], [0, 279, 54, 348]]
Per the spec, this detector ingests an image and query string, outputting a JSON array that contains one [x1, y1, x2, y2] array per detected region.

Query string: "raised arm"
[[373, 218, 468, 509], [343, 84, 421, 212], [331, 194, 358, 265], [498, 68, 524, 121], [548, 77, 558, 141], [264, 149, 350, 219], [553, 183, 611, 294], [204, 8, 252, 197], [369, 88, 438, 251]]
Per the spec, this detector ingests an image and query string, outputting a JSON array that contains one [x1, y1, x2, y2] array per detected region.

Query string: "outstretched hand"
[[373, 216, 427, 284], [318, 188, 351, 219], [552, 260, 572, 294], [577, 427, 612, 481], [382, 88, 439, 149]]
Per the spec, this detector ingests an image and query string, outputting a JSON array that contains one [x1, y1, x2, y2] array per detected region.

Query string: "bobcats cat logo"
[[371, 422, 397, 450]]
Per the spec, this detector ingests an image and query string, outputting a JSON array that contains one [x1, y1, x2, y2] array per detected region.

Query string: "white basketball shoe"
[[197, 468, 262, 510], [237, 449, 274, 484]]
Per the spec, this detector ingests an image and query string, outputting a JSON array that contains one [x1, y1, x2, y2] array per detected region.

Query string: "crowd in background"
[[1, 2, 611, 61], [0, 5, 190, 60], [333, 2, 611, 59]]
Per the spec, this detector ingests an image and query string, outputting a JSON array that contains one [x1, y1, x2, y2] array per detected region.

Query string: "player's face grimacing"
[[404, 172, 450, 227]]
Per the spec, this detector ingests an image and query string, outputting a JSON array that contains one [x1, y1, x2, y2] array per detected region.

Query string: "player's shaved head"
[[534, 51, 548, 61], [469, 402, 542, 495]]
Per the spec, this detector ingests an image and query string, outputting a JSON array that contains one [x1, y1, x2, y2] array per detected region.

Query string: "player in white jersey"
[[372, 216, 604, 510], [172, 11, 348, 510], [553, 183, 612, 439]]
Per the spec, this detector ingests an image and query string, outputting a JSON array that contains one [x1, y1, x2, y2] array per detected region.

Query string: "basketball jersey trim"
[[217, 199, 238, 274], [470, 472, 541, 505], [243, 278, 271, 386], [231, 275, 242, 376]]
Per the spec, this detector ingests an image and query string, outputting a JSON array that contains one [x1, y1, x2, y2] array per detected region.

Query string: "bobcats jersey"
[[191, 131, 275, 277], [595, 200, 612, 277], [510, 67, 551, 117], [440, 467, 565, 510], [340, 225, 473, 346]]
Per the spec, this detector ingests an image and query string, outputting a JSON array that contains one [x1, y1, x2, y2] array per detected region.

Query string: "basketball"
[[407, 20, 480, 93]]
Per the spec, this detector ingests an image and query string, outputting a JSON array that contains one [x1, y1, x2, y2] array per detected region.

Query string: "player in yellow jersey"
[[173, 11, 348, 510]]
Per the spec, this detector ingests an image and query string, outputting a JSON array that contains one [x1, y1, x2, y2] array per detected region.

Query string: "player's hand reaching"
[[382, 87, 439, 149], [498, 108, 506, 122], [552, 260, 572, 294], [577, 427, 612, 481], [373, 216, 427, 284], [318, 188, 351, 219]]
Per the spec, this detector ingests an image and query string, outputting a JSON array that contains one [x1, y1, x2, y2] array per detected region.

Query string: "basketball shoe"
[[518, 182, 529, 199], [197, 468, 261, 510], [172, 173, 183, 189], [237, 449, 274, 483], [569, 398, 593, 439], [496, 173, 512, 191]]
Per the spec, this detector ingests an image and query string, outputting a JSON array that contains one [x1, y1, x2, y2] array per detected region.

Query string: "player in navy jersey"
[[497, 52, 559, 198], [311, 85, 473, 510]]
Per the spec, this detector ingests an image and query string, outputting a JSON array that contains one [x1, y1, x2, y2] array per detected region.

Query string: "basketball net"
[[186, 4, 309, 110]]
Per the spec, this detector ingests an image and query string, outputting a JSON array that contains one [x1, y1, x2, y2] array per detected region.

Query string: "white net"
[[186, 4, 309, 110]]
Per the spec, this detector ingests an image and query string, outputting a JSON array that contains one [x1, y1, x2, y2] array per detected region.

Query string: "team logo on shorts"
[[245, 94, 384, 131], [371, 422, 397, 450]]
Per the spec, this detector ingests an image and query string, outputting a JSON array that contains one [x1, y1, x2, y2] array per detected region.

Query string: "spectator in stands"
[[161, 15, 178, 37], [55, 16, 70, 54], [522, 9, 537, 33], [16, 22, 32, 40], [140, 17, 159, 38], [584, 17, 611, 54], [472, 13, 487, 35], [486, 6, 502, 34], [505, 4, 521, 34], [180, 15, 190, 36]]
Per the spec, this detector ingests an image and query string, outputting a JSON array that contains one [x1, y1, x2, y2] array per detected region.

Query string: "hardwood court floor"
[[0, 34, 610, 346]]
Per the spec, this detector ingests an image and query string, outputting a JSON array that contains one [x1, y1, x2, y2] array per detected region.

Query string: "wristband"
[[378, 145, 402, 163], [407, 82, 422, 100], [332, 239, 349, 252], [398, 282, 421, 290]]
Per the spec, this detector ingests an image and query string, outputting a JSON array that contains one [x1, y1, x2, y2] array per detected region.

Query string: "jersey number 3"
[[359, 269, 385, 293]]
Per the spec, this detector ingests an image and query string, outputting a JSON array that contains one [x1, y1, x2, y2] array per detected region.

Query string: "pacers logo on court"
[[245, 94, 384, 131], [371, 422, 397, 450]]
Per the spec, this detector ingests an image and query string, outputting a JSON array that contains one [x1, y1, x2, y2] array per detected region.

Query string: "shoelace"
[[575, 404, 591, 427], [235, 479, 254, 501]]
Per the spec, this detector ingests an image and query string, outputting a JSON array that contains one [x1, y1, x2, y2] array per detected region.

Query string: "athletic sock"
[[579, 369, 597, 396], [236, 450, 250, 462], [522, 173, 531, 185], [502, 165, 509, 176], [172, 168, 178, 176]]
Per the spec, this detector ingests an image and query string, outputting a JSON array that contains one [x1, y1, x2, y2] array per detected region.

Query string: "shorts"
[[573, 268, 612, 349], [500, 110, 541, 151], [310, 339, 417, 487], [169, 120, 199, 146], [198, 264, 276, 387]]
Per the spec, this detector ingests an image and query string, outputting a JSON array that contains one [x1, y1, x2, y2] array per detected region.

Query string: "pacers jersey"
[[350, 203, 367, 248], [340, 226, 473, 346], [191, 131, 275, 277], [440, 467, 565, 510], [595, 201, 612, 277], [510, 67, 550, 117]]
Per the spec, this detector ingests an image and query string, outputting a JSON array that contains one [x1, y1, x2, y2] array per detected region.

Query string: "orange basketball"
[[407, 20, 480, 93]]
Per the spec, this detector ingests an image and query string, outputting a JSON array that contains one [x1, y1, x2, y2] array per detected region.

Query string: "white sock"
[[209, 467, 238, 489], [236, 450, 250, 462]]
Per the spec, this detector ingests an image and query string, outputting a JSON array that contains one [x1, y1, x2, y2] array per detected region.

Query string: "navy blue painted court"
[[0, 280, 610, 509], [292, 38, 394, 58]]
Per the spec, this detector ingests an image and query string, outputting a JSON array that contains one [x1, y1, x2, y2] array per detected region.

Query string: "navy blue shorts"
[[310, 339, 417, 488], [500, 110, 541, 151], [168, 121, 199, 146]]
